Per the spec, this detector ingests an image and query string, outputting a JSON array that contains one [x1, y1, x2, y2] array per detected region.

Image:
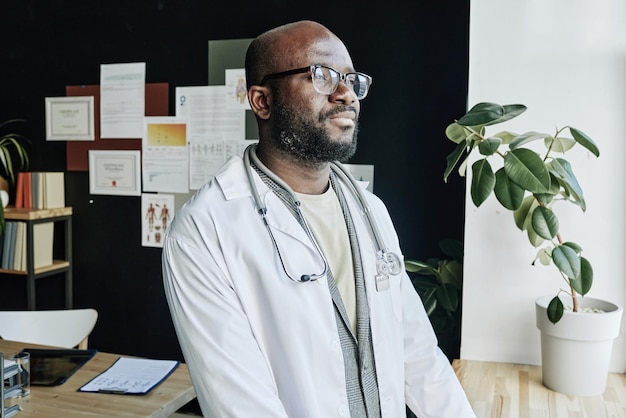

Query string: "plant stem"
[[554, 232, 579, 312]]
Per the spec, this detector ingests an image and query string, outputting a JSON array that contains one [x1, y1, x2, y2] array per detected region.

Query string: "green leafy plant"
[[405, 238, 463, 361], [443, 102, 599, 324], [405, 238, 463, 318], [0, 119, 30, 233], [0, 119, 30, 183]]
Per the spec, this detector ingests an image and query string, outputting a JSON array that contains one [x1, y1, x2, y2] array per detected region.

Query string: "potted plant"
[[0, 119, 30, 233], [443, 102, 622, 396]]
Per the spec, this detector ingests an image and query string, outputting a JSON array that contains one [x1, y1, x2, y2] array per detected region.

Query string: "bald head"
[[245, 20, 343, 89]]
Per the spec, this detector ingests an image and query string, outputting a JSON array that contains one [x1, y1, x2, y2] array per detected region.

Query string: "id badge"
[[375, 274, 390, 291]]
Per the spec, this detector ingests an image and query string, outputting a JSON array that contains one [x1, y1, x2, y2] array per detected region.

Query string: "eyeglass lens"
[[312, 66, 371, 99]]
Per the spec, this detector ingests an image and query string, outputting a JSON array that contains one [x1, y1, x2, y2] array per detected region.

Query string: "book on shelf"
[[33, 222, 54, 268], [15, 172, 24, 208], [13, 171, 65, 210], [31, 172, 39, 209], [4, 222, 17, 270], [1, 222, 14, 270], [24, 171, 33, 209], [0, 220, 54, 271], [13, 222, 25, 271], [43, 172, 65, 209]]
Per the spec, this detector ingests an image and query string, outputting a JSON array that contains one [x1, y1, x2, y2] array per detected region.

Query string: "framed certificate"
[[45, 96, 95, 141], [88, 150, 141, 196]]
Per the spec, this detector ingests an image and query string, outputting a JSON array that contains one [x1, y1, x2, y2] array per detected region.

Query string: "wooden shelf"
[[0, 260, 70, 275], [0, 207, 73, 309], [4, 206, 72, 220]]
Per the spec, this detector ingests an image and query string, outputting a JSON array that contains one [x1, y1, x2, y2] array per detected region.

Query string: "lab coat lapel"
[[217, 155, 323, 257], [336, 179, 379, 299]]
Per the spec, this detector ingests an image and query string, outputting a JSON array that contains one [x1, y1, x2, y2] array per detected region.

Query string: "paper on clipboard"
[[78, 357, 179, 395]]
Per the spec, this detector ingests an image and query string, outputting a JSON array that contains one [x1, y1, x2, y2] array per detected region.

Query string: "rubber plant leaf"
[[444, 142, 467, 182], [478, 137, 501, 156], [526, 222, 545, 247], [494, 104, 527, 125], [445, 122, 468, 144], [546, 136, 576, 153], [417, 286, 438, 316], [503, 148, 551, 193], [491, 130, 518, 144], [570, 256, 593, 296], [470, 158, 495, 206], [569, 127, 600, 157], [457, 102, 504, 126], [494, 167, 524, 210], [552, 244, 581, 280], [513, 195, 537, 231], [531, 206, 559, 240], [436, 283, 459, 312], [547, 296, 564, 324], [548, 158, 586, 211], [561, 241, 583, 253], [439, 260, 463, 289], [404, 259, 436, 275], [509, 131, 550, 149]]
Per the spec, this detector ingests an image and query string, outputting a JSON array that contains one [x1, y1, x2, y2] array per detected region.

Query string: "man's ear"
[[248, 86, 271, 120]]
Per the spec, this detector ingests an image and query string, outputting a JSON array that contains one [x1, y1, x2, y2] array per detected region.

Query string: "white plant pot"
[[535, 295, 623, 396]]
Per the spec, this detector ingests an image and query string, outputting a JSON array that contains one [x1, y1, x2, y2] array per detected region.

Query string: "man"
[[162, 20, 475, 417]]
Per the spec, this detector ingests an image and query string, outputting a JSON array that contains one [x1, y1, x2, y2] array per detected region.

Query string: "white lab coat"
[[162, 156, 475, 418]]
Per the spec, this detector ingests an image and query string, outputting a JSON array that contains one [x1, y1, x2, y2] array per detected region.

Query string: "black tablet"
[[21, 348, 98, 386]]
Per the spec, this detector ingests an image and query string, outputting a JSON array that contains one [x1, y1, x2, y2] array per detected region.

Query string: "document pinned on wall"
[[176, 85, 248, 189], [100, 62, 146, 139], [142, 116, 189, 193], [141, 193, 174, 248], [45, 96, 95, 141], [78, 357, 179, 395], [225, 69, 250, 110]]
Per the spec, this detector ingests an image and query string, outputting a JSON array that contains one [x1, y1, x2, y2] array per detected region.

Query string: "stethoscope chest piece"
[[375, 250, 402, 292]]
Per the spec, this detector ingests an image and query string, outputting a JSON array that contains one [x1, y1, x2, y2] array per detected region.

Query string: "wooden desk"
[[1, 339, 196, 417], [453, 359, 626, 418]]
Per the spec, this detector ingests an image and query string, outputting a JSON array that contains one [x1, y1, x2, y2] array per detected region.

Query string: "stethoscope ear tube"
[[243, 144, 267, 217], [244, 144, 329, 282]]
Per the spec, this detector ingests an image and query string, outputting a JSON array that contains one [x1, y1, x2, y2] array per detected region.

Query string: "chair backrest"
[[0, 308, 98, 349]]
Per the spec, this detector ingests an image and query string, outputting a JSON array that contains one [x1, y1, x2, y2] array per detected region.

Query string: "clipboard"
[[78, 356, 179, 395]]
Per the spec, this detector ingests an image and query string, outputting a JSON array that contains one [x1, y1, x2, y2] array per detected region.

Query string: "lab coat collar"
[[216, 155, 371, 200], [216, 155, 322, 259], [216, 155, 259, 200]]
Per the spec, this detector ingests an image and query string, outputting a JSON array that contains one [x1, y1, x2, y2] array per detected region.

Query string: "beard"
[[269, 99, 359, 164]]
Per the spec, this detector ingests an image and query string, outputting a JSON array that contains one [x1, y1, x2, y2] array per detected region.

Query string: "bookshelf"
[[0, 207, 73, 310]]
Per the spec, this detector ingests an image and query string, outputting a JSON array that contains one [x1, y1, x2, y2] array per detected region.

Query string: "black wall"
[[2, 1, 469, 362]]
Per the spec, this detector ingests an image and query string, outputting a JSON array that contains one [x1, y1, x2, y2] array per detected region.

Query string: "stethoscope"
[[243, 143, 403, 286]]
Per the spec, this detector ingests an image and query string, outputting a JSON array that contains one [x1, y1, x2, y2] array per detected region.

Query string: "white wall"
[[462, 0, 626, 371]]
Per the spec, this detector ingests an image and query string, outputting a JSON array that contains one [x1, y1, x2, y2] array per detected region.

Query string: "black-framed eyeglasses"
[[260, 64, 372, 100]]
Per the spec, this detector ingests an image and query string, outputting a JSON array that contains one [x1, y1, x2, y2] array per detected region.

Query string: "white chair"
[[0, 308, 98, 349]]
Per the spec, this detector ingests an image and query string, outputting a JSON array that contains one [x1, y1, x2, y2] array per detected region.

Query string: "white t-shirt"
[[296, 188, 356, 334]]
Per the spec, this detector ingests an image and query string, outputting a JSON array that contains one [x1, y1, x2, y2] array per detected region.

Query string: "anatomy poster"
[[142, 193, 175, 248]]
